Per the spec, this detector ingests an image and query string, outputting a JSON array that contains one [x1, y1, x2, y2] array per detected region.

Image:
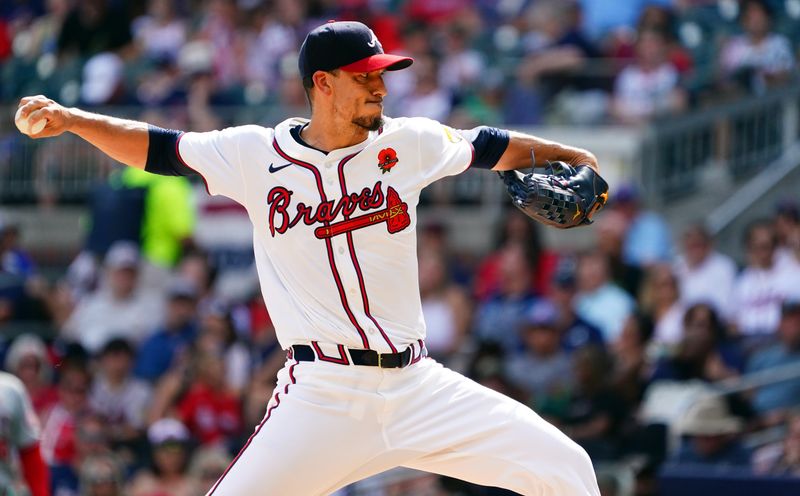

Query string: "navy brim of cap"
[[340, 53, 413, 73]]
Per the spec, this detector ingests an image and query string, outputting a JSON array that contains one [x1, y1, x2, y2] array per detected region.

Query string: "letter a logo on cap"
[[367, 30, 380, 48]]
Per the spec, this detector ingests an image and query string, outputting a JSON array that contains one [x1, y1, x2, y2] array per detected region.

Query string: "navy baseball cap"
[[298, 21, 413, 80]]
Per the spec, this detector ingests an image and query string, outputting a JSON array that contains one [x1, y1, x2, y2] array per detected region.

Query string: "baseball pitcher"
[[15, 21, 607, 496]]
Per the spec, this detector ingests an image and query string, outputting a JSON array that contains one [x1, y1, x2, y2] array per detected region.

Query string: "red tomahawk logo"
[[314, 187, 410, 239]]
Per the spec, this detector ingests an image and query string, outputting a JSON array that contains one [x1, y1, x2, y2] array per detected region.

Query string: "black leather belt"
[[291, 344, 416, 368]]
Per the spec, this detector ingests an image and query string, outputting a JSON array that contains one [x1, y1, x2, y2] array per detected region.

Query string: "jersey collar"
[[273, 117, 383, 164]]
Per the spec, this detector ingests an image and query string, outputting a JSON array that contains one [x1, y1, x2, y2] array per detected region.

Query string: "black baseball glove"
[[499, 161, 609, 229]]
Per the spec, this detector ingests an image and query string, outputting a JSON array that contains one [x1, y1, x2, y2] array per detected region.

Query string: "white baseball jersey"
[[178, 116, 473, 354]]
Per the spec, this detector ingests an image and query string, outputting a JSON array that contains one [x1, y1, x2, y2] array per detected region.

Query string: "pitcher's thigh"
[[397, 363, 600, 495]]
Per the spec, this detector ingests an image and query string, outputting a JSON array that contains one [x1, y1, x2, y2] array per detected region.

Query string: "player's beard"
[[352, 114, 384, 132]]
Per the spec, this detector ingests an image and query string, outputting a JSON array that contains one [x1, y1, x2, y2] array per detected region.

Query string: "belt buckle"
[[377, 352, 383, 368]]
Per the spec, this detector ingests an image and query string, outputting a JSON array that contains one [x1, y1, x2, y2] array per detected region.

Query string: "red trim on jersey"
[[207, 360, 299, 495], [272, 139, 371, 349], [337, 154, 398, 353], [175, 132, 212, 195], [311, 341, 350, 365]]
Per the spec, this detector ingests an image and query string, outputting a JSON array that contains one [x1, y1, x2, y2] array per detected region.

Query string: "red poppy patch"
[[377, 148, 399, 174]]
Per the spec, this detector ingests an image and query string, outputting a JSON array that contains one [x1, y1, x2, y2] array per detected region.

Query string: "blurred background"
[[1, 0, 800, 495]]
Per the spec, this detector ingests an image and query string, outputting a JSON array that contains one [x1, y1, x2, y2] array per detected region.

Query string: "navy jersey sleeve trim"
[[457, 126, 509, 170], [144, 125, 195, 177]]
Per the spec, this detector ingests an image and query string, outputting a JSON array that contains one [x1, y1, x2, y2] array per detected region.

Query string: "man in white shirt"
[[674, 224, 737, 313]]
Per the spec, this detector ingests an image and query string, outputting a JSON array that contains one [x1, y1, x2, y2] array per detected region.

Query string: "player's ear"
[[312, 71, 334, 97]]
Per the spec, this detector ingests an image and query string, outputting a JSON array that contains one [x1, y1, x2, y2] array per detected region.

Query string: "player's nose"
[[370, 75, 387, 99]]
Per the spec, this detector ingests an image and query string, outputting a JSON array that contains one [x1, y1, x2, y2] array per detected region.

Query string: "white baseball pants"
[[206, 354, 600, 496]]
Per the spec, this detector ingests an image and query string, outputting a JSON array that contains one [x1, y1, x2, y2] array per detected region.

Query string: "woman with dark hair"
[[196, 301, 250, 398], [649, 303, 744, 383]]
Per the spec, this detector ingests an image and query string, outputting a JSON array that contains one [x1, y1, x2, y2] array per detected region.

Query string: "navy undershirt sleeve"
[[144, 125, 195, 176], [457, 126, 510, 170]]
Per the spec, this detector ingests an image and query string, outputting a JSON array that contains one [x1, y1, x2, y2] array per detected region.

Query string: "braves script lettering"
[[268, 181, 386, 236]]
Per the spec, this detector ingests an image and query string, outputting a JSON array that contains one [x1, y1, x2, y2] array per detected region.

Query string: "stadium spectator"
[[80, 52, 128, 106], [78, 454, 125, 496], [131, 0, 187, 62], [57, 0, 132, 59], [418, 250, 471, 360], [473, 243, 540, 354], [175, 351, 242, 447], [187, 447, 231, 495], [62, 241, 165, 354], [729, 221, 800, 342], [42, 365, 98, 494], [594, 207, 643, 297], [558, 346, 629, 461], [474, 210, 549, 301], [134, 278, 199, 382], [671, 395, 751, 468], [128, 418, 195, 496], [611, 313, 654, 407], [4, 333, 58, 417], [196, 301, 251, 397], [89, 339, 152, 445], [518, 0, 600, 102], [611, 28, 687, 124], [0, 371, 50, 496], [395, 55, 452, 122], [774, 201, 800, 270], [505, 300, 574, 412], [650, 303, 744, 383], [674, 223, 737, 313], [639, 264, 685, 349], [549, 269, 605, 353], [747, 300, 800, 424], [437, 25, 485, 96], [752, 413, 800, 475], [613, 186, 673, 269], [574, 251, 635, 342], [720, 0, 795, 94]]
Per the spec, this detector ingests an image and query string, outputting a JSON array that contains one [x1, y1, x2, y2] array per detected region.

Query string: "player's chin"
[[352, 113, 384, 132]]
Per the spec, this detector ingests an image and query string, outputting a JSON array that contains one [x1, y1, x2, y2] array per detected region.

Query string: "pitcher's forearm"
[[67, 108, 150, 169]]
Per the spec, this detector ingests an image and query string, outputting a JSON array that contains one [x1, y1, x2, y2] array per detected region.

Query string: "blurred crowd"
[[1, 0, 800, 495], [0, 177, 800, 495], [1, 0, 800, 127]]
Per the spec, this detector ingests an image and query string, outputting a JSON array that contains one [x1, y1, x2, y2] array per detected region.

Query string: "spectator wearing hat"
[[671, 395, 751, 468], [128, 418, 195, 496], [61, 241, 165, 354], [89, 339, 152, 445], [674, 223, 737, 314], [505, 300, 574, 412], [747, 301, 800, 424], [134, 278, 199, 383], [4, 333, 58, 417]]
